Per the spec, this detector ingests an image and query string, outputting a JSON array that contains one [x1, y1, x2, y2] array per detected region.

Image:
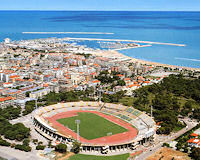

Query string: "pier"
[[62, 37, 186, 47], [113, 44, 152, 51]]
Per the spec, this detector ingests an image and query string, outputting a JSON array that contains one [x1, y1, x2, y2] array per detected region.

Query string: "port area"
[[62, 37, 186, 47]]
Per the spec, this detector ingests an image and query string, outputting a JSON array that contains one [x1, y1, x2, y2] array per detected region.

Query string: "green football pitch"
[[57, 112, 127, 140], [67, 153, 130, 160]]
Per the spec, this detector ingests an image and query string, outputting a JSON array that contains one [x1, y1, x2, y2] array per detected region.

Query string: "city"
[[0, 37, 199, 160]]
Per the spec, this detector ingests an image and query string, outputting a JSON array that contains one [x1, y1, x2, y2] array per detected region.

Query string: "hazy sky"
[[0, 0, 200, 11]]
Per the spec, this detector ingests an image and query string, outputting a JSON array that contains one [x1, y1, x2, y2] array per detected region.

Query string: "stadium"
[[33, 101, 156, 154]]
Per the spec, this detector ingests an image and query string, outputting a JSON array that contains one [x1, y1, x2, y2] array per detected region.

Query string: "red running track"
[[46, 110, 138, 146]]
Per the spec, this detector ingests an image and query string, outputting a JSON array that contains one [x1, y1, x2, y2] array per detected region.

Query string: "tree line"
[[132, 74, 200, 134]]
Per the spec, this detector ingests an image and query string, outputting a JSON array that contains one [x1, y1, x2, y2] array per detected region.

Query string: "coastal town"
[[0, 37, 199, 110], [0, 37, 199, 160], [1, 0, 200, 159]]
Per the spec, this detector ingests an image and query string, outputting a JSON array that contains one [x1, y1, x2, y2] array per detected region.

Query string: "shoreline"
[[2, 37, 199, 71], [92, 50, 200, 71], [112, 44, 152, 51]]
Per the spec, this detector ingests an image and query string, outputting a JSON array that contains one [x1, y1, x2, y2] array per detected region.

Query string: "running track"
[[46, 110, 138, 145]]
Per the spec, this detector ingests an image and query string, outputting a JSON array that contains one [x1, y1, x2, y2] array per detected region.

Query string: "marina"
[[0, 11, 199, 68], [61, 37, 186, 47], [113, 44, 152, 51]]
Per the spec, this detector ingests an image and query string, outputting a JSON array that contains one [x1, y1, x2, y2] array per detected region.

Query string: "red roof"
[[191, 133, 199, 137], [117, 74, 123, 77], [94, 63, 100, 67], [90, 72, 96, 75], [124, 78, 131, 81], [3, 82, 12, 85], [16, 78, 24, 81], [138, 80, 143, 83], [92, 80, 100, 83], [126, 84, 138, 88], [187, 138, 200, 144], [0, 97, 13, 102], [52, 79, 57, 82], [133, 81, 138, 84], [43, 83, 49, 87], [9, 75, 20, 78], [144, 81, 150, 83]]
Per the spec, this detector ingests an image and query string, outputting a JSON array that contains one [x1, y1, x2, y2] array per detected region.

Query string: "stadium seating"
[[34, 101, 156, 154]]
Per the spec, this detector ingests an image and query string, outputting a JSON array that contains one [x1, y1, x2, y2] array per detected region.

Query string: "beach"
[[92, 49, 200, 71], [0, 11, 200, 68]]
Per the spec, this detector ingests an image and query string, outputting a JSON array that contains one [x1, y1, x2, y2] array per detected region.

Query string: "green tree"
[[15, 144, 31, 152], [190, 148, 200, 160], [55, 143, 67, 153], [71, 141, 81, 154], [117, 80, 126, 86], [36, 145, 45, 150], [0, 137, 10, 147]]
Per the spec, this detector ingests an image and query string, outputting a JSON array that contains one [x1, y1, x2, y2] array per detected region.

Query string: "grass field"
[[67, 153, 129, 160], [57, 112, 127, 140]]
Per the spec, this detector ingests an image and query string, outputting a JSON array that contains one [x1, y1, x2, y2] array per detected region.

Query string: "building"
[[4, 38, 11, 44], [0, 97, 14, 108], [29, 88, 51, 99], [187, 138, 200, 148]]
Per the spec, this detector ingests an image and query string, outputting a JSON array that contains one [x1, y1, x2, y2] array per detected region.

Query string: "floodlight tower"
[[75, 120, 80, 142], [99, 86, 102, 103], [35, 98, 38, 109], [151, 105, 153, 118], [98, 85, 103, 105]]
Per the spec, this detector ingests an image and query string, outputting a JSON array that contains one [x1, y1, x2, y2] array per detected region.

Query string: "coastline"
[[92, 50, 200, 71]]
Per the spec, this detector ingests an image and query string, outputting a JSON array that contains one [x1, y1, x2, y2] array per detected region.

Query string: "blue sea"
[[0, 11, 200, 68]]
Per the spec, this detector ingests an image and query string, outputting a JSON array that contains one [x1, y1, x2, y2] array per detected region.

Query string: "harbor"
[[61, 37, 186, 47]]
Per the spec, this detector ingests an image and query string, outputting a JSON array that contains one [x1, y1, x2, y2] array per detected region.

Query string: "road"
[[135, 118, 198, 160], [0, 113, 49, 160]]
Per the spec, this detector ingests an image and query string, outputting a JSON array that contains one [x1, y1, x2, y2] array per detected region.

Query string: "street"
[[135, 118, 198, 160]]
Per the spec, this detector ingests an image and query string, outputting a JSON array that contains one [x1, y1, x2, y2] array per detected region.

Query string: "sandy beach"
[[92, 49, 200, 71]]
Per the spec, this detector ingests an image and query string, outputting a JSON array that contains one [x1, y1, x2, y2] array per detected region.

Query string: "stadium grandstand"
[[33, 101, 156, 155]]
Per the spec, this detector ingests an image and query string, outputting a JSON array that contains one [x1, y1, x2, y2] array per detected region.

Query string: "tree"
[[23, 101, 35, 115], [0, 106, 21, 120], [15, 144, 31, 152], [48, 140, 53, 148], [71, 141, 81, 154], [36, 145, 45, 150], [190, 148, 200, 160], [55, 143, 67, 153], [191, 108, 200, 121], [32, 139, 38, 145], [0, 137, 10, 147], [162, 143, 170, 147], [23, 139, 30, 146], [117, 80, 126, 86], [25, 91, 31, 97]]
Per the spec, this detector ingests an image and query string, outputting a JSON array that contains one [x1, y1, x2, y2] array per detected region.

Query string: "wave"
[[175, 57, 200, 62]]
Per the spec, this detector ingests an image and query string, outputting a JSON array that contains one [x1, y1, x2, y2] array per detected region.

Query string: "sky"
[[0, 0, 200, 11]]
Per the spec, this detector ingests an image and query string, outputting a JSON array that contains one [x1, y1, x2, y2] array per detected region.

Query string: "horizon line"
[[0, 9, 200, 12]]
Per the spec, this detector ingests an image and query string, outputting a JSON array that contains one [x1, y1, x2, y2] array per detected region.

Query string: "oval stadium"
[[33, 101, 156, 155]]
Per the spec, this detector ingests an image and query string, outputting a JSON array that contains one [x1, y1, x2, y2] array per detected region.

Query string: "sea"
[[0, 11, 200, 68]]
